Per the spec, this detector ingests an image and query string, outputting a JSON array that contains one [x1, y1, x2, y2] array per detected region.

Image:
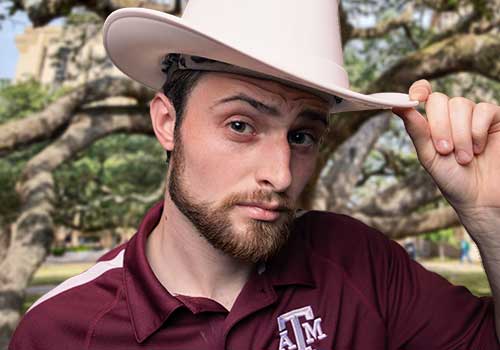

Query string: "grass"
[[22, 295, 40, 314], [433, 270, 491, 297], [29, 262, 93, 286]]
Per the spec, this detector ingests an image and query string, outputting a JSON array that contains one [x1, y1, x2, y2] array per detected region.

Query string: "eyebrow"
[[212, 93, 328, 127], [298, 109, 329, 128]]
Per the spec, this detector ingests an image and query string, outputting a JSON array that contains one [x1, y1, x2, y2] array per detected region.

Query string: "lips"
[[236, 202, 286, 221], [238, 201, 284, 211]]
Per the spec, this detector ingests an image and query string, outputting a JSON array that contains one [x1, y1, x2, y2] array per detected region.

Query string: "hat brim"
[[103, 8, 419, 113]]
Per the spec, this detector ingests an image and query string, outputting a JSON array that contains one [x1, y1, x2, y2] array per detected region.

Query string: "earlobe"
[[150, 92, 176, 151]]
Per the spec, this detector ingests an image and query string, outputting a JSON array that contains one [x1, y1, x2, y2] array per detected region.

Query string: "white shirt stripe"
[[27, 250, 125, 313]]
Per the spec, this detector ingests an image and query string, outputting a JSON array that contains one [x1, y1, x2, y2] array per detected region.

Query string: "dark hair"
[[161, 70, 205, 161]]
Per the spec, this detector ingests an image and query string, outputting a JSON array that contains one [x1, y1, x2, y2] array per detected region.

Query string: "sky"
[[0, 5, 30, 80], [0, 3, 66, 80]]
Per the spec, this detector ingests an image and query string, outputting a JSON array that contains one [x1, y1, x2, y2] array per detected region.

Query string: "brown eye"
[[229, 121, 254, 134], [288, 131, 316, 146]]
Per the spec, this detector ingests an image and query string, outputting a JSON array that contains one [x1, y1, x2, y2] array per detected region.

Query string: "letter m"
[[301, 318, 327, 344]]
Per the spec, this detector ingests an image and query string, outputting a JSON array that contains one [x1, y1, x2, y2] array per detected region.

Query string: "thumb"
[[392, 107, 436, 169]]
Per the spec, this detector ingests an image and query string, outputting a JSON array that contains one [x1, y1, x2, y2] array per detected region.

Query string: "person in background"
[[404, 238, 417, 260], [460, 237, 472, 264]]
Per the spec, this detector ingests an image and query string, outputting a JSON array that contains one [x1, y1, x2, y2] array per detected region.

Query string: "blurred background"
[[0, 0, 499, 347]]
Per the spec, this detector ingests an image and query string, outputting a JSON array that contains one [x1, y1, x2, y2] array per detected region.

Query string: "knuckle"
[[429, 92, 448, 101], [475, 102, 495, 114], [471, 126, 485, 139], [449, 96, 474, 109]]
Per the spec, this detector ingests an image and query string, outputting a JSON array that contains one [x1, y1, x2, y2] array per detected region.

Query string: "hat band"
[[161, 54, 343, 108]]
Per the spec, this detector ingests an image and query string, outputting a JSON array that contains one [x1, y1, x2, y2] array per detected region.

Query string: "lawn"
[[419, 260, 491, 297], [29, 262, 93, 286], [432, 270, 491, 297]]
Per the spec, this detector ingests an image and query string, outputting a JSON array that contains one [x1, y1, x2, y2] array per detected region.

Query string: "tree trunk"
[[0, 108, 151, 346]]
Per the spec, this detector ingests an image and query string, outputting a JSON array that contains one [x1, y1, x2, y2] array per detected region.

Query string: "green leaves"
[[53, 134, 165, 231], [0, 81, 165, 232], [0, 79, 66, 123]]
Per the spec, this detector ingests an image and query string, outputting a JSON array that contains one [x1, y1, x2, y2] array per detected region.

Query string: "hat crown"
[[182, 0, 344, 69]]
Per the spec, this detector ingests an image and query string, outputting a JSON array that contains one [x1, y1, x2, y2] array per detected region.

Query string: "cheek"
[[290, 154, 317, 190], [179, 130, 252, 199]]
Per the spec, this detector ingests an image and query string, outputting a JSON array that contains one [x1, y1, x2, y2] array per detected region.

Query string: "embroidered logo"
[[277, 306, 327, 350]]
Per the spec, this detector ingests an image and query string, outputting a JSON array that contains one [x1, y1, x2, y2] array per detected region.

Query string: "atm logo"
[[277, 306, 327, 350]]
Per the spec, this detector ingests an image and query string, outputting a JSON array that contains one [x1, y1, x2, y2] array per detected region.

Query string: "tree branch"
[[0, 106, 151, 292], [375, 32, 500, 88], [303, 31, 499, 210], [10, 0, 183, 27], [415, 0, 462, 12], [0, 105, 153, 344], [0, 77, 152, 155], [427, 10, 482, 45], [340, 2, 414, 46], [350, 206, 460, 239], [309, 113, 390, 210], [349, 10, 413, 40], [354, 168, 442, 217]]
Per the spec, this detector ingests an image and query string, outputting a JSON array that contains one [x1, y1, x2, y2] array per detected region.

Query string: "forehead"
[[192, 72, 330, 111]]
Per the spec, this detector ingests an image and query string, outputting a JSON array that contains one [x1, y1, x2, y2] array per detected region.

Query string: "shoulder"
[[9, 246, 127, 349], [295, 210, 395, 257], [294, 210, 406, 281]]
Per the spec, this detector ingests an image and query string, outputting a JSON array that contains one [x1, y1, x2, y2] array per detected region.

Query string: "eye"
[[229, 121, 255, 135], [288, 131, 317, 147]]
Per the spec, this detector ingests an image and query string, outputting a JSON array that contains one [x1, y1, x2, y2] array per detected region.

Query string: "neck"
[[146, 194, 254, 311]]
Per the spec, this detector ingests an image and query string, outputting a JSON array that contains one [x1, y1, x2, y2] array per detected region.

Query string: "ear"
[[150, 92, 177, 151]]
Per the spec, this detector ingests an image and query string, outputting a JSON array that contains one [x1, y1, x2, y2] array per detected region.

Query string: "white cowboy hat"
[[103, 0, 419, 113]]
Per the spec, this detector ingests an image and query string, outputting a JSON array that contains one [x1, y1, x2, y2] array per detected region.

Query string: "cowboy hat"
[[103, 0, 419, 113]]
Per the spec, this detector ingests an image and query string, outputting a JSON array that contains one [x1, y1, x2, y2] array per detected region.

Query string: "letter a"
[[279, 330, 297, 350]]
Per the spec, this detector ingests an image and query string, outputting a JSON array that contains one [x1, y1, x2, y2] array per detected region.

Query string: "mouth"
[[236, 202, 285, 221]]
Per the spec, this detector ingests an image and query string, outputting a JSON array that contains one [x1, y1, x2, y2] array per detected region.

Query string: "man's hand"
[[393, 80, 500, 239]]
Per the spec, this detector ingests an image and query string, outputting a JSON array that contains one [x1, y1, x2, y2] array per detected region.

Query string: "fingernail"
[[437, 140, 452, 152], [456, 150, 472, 164]]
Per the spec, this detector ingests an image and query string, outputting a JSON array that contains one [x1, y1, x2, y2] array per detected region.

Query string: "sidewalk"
[[45, 249, 108, 264]]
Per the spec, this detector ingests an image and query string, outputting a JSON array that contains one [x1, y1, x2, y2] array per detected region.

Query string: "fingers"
[[392, 107, 436, 169], [448, 97, 475, 165], [393, 80, 500, 166], [471, 102, 498, 154], [409, 80, 432, 101], [426, 93, 454, 155], [399, 81, 499, 169]]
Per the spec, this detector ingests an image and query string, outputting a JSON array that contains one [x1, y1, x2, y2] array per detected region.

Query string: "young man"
[[10, 1, 500, 349]]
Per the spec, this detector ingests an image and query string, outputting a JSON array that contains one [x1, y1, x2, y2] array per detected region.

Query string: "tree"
[[0, 0, 499, 346]]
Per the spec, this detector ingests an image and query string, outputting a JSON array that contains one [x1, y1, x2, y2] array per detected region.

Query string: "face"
[[164, 72, 329, 263]]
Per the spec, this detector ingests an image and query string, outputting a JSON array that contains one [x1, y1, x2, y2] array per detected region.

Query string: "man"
[[9, 1, 500, 349]]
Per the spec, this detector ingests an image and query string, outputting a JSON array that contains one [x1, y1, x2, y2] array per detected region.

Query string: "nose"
[[255, 136, 293, 192]]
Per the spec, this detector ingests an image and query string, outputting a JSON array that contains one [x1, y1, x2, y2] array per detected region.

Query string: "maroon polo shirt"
[[10, 201, 499, 349]]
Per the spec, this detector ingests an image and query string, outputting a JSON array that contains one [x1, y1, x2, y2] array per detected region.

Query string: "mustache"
[[222, 189, 295, 212]]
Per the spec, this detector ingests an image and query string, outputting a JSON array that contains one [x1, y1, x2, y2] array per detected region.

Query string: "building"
[[14, 25, 125, 87], [14, 0, 189, 86]]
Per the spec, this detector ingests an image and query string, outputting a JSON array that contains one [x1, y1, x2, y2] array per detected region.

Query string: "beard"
[[167, 134, 296, 263]]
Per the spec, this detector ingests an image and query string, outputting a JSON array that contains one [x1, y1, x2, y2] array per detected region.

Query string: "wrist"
[[457, 207, 500, 247]]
